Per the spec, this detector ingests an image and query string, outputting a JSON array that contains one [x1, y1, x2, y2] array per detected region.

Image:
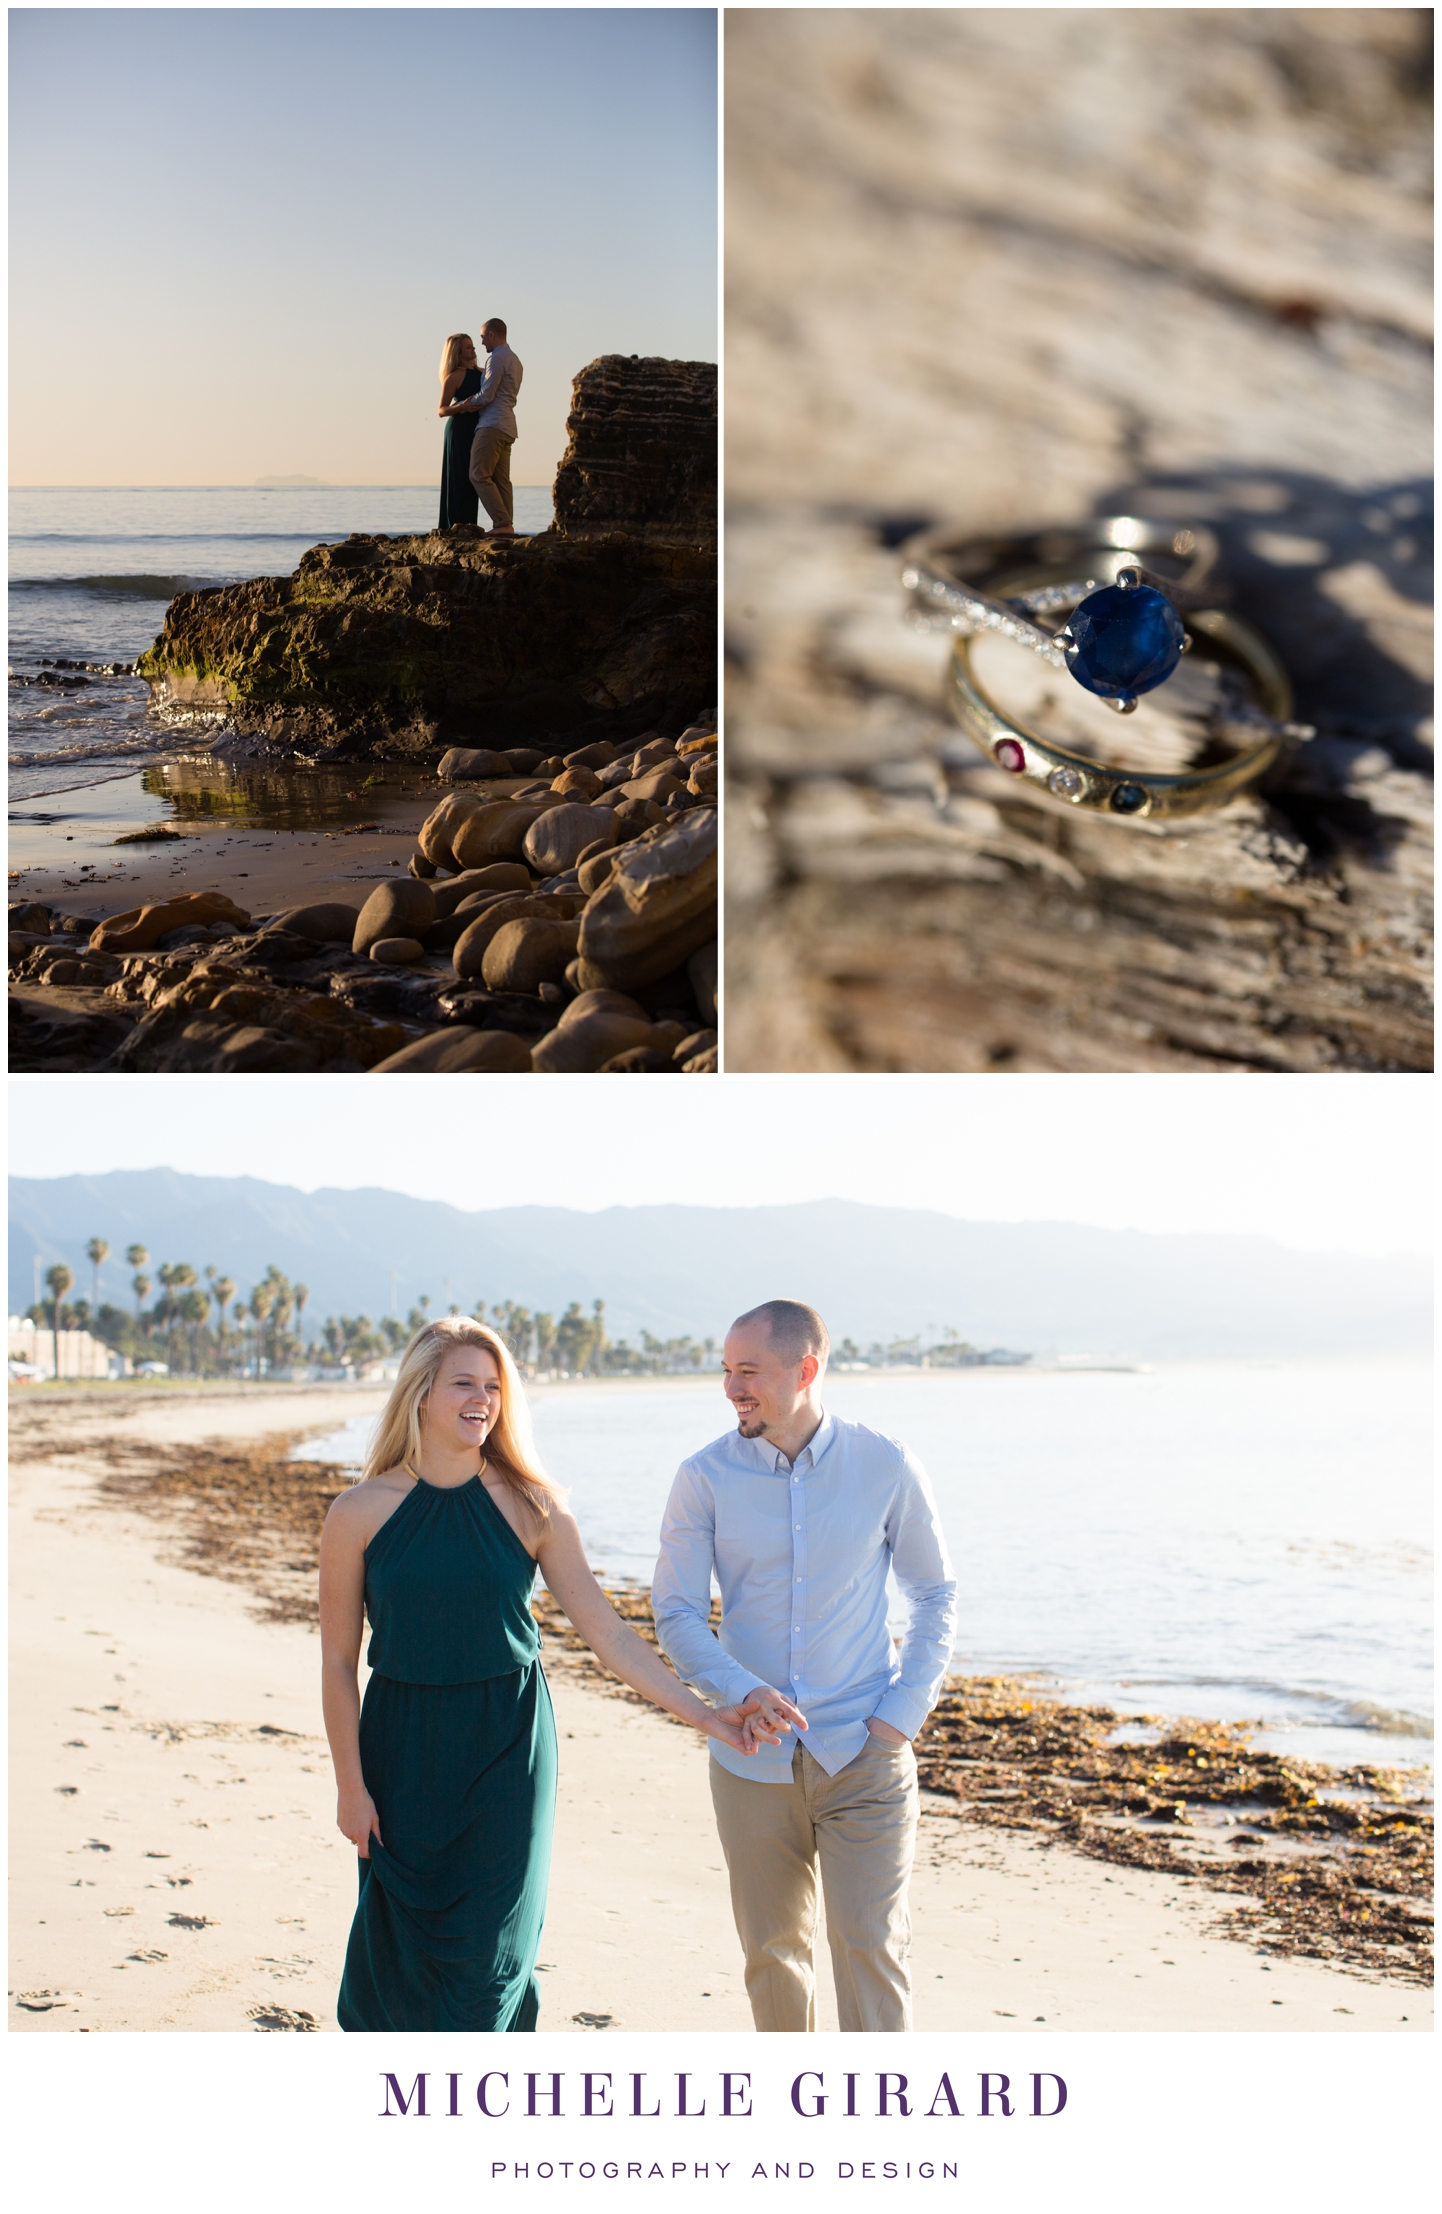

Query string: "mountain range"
[[7, 1169, 1429, 1360]]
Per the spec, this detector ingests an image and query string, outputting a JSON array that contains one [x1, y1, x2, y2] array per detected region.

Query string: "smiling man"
[[652, 1299, 958, 2032]]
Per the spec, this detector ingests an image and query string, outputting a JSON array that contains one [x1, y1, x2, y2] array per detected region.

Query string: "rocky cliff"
[[136, 356, 716, 764], [553, 355, 716, 543]]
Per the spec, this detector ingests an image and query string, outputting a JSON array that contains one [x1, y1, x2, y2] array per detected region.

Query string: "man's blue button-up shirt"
[[652, 1408, 958, 1783]]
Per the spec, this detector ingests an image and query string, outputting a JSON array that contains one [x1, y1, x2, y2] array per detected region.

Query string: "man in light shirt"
[[652, 1299, 958, 2032], [445, 316, 523, 534]]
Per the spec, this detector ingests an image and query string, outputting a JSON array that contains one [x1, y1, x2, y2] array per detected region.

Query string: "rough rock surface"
[[136, 358, 716, 764], [724, 10, 1432, 1072], [552, 355, 717, 544]]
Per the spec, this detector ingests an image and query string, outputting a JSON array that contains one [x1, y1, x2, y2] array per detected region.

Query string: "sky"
[[8, 7, 717, 486], [6, 1074, 1431, 1259]]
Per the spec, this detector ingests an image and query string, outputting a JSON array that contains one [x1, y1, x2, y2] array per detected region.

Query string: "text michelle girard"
[[378, 2070, 1069, 2123]]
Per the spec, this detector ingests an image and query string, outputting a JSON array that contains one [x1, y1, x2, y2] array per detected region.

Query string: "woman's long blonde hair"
[[363, 1317, 560, 1531], [439, 332, 474, 379]]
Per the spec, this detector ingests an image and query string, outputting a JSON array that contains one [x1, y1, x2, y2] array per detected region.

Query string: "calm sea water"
[[8, 485, 554, 802], [303, 1360, 1433, 1771]]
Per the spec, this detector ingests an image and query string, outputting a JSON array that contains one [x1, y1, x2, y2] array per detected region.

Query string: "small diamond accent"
[[1048, 766, 1084, 800]]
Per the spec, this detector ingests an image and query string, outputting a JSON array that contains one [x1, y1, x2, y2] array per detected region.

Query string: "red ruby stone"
[[994, 739, 1026, 773]]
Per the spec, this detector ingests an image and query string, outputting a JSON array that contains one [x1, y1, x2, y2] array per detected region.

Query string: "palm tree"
[[171, 1264, 197, 1366], [44, 1263, 73, 1381], [211, 1276, 235, 1372], [156, 1263, 194, 1369], [249, 1280, 274, 1377], [125, 1243, 148, 1273], [179, 1288, 210, 1374], [293, 1284, 310, 1362], [86, 1238, 109, 1312], [257, 1266, 292, 1372], [132, 1273, 151, 1353]]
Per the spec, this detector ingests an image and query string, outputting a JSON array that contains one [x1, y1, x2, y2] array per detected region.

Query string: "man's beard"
[[735, 1411, 769, 1437]]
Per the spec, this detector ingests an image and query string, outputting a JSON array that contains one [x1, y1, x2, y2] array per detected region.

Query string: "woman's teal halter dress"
[[438, 364, 483, 528], [337, 1473, 556, 2031]]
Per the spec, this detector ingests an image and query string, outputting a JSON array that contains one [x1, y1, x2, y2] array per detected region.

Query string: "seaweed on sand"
[[78, 1424, 1431, 1987], [916, 1677, 1432, 1986]]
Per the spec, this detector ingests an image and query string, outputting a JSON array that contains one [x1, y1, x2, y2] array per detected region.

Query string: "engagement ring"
[[901, 517, 1311, 819]]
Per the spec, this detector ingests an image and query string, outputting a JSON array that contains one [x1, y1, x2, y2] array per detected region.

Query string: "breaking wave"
[[9, 572, 228, 598]]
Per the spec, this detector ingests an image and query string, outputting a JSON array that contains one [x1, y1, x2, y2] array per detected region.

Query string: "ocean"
[[7, 484, 556, 806], [302, 1357, 1433, 1773]]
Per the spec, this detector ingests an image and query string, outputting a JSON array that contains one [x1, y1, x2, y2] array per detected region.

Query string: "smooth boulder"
[[481, 917, 580, 994], [452, 800, 561, 869], [417, 791, 482, 872], [437, 746, 517, 781], [89, 892, 251, 955], [262, 901, 361, 943], [369, 1026, 534, 1072], [550, 765, 604, 799], [352, 879, 437, 956], [617, 764, 686, 805], [530, 990, 657, 1073], [369, 936, 426, 965], [430, 864, 533, 917], [524, 803, 618, 879], [452, 895, 562, 980], [600, 1045, 677, 1072]]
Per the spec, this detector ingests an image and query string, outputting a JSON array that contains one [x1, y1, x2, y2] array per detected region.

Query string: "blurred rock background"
[[724, 9, 1432, 1071]]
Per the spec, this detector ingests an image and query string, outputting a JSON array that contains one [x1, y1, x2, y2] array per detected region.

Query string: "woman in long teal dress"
[[437, 332, 483, 529], [319, 1317, 772, 2033]]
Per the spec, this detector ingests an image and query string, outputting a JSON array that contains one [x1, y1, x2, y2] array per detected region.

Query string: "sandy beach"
[[9, 1383, 1428, 2034]]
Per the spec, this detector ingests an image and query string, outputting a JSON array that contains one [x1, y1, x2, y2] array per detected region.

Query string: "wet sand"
[[8, 761, 436, 931], [9, 1384, 1427, 2034]]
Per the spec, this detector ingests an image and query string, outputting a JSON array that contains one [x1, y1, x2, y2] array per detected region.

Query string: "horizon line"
[[8, 483, 555, 492]]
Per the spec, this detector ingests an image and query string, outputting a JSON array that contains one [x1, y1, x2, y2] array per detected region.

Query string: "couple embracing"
[[319, 1300, 958, 2034], [437, 318, 522, 534]]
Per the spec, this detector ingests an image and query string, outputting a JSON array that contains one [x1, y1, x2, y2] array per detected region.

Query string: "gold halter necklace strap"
[[403, 1455, 488, 1484], [947, 608, 1298, 821]]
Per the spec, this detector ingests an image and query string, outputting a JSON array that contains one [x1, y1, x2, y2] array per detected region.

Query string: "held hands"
[[337, 1786, 383, 1858], [709, 1687, 807, 1756]]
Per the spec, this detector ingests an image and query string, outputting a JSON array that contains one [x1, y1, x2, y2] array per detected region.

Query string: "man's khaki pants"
[[709, 1734, 918, 2031], [468, 426, 515, 529]]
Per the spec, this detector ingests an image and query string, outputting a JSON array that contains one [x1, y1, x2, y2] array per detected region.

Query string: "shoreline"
[[9, 1384, 1431, 2028], [8, 760, 442, 929], [10, 1414, 1426, 2032]]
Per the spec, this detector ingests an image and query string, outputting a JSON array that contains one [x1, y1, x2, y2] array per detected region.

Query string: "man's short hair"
[[731, 1300, 830, 1372], [483, 316, 507, 338]]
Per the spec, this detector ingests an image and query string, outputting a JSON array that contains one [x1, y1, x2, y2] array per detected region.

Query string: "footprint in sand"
[[102, 1907, 136, 1919], [247, 2004, 319, 2032], [15, 1991, 70, 2012], [572, 2011, 618, 2029], [167, 1914, 215, 1930]]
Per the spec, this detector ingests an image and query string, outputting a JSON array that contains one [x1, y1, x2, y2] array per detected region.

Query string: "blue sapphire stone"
[[1065, 583, 1186, 701]]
